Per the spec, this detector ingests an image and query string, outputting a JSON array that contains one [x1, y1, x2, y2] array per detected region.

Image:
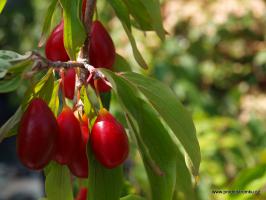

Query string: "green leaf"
[[122, 0, 165, 40], [0, 0, 7, 13], [22, 70, 55, 109], [0, 50, 31, 62], [0, 59, 11, 78], [229, 164, 266, 200], [108, 0, 131, 30], [141, 0, 165, 40], [0, 51, 32, 80], [80, 86, 92, 115], [38, 0, 58, 47], [100, 92, 111, 110], [101, 70, 195, 200], [122, 0, 152, 31], [45, 162, 73, 200], [48, 80, 60, 116], [120, 195, 146, 200], [123, 25, 148, 69], [0, 75, 21, 93], [8, 59, 33, 74], [88, 147, 123, 200], [0, 107, 22, 143], [35, 70, 55, 104], [0, 58, 32, 80], [108, 0, 148, 69], [173, 151, 196, 200], [121, 72, 201, 176], [113, 54, 132, 72], [60, 0, 86, 60], [126, 100, 177, 200]]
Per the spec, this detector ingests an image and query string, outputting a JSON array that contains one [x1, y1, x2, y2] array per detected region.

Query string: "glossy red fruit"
[[90, 108, 129, 169], [88, 21, 115, 92], [89, 20, 115, 69], [89, 78, 111, 93], [54, 107, 82, 165], [45, 20, 69, 62], [75, 187, 87, 200], [17, 98, 58, 170], [80, 115, 90, 142], [68, 115, 89, 178], [60, 68, 76, 99]]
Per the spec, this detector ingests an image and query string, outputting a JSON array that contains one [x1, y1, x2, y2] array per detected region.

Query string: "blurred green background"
[[1, 0, 266, 199]]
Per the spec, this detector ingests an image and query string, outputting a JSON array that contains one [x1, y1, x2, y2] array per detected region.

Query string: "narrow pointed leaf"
[[122, 72, 200, 175], [108, 0, 131, 29], [120, 195, 146, 200], [0, 107, 22, 142], [0, 0, 7, 13], [108, 0, 148, 69], [45, 162, 73, 200], [0, 75, 21, 93], [48, 80, 60, 115], [38, 0, 58, 47], [142, 0, 165, 40], [88, 147, 123, 200], [113, 54, 132, 72], [59, 0, 86, 60], [101, 69, 196, 200]]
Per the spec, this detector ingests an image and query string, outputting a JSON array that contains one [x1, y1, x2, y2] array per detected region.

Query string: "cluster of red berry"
[[17, 98, 128, 176], [45, 19, 115, 95], [16, 8, 129, 180]]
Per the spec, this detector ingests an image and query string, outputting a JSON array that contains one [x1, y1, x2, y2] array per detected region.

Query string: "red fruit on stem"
[[45, 20, 69, 62], [90, 108, 129, 169], [61, 68, 76, 100], [89, 78, 111, 93], [17, 98, 58, 170], [89, 21, 115, 68], [88, 20, 115, 92], [80, 114, 90, 142], [68, 115, 89, 178], [75, 187, 87, 200], [95, 108, 117, 124], [54, 107, 82, 165]]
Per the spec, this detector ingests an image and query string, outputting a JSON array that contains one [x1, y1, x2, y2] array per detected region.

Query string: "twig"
[[25, 51, 111, 88]]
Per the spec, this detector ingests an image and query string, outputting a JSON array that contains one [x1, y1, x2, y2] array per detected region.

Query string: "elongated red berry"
[[45, 20, 69, 62], [90, 108, 129, 168], [88, 21, 115, 93], [89, 78, 111, 93], [60, 68, 76, 100], [54, 106, 82, 165], [89, 21, 115, 68], [68, 115, 89, 178], [17, 98, 58, 170]]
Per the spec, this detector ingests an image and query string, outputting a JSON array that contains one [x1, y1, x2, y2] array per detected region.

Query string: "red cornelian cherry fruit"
[[68, 115, 89, 178], [90, 108, 129, 169], [89, 20, 115, 68], [54, 106, 82, 165], [88, 20, 115, 93], [89, 78, 111, 93], [60, 68, 76, 100], [17, 98, 58, 170], [45, 20, 69, 62]]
